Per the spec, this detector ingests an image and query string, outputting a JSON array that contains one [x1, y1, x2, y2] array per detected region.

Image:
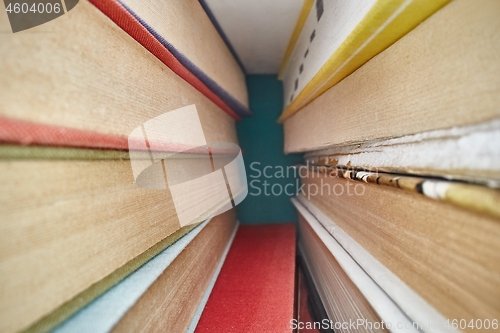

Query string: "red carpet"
[[196, 224, 296, 333]]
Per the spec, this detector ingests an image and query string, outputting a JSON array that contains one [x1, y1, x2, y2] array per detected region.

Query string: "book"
[[279, 0, 449, 120], [0, 154, 237, 332], [105, 0, 250, 117], [297, 169, 500, 328], [53, 210, 237, 333], [0, 2, 245, 331], [303, 119, 500, 185], [2, 0, 498, 332], [120, 0, 247, 104], [295, 256, 328, 333], [282, 0, 500, 153], [196, 224, 296, 333], [0, 0, 239, 147], [295, 198, 416, 333]]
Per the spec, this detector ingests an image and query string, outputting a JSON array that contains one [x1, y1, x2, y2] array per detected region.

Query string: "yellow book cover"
[[279, 0, 450, 122]]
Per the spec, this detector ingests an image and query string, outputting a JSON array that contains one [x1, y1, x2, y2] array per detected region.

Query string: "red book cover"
[[196, 224, 296, 333]]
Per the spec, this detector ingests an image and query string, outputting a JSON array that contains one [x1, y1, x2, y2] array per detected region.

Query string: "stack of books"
[[280, 0, 500, 331], [2, 0, 499, 332], [0, 1, 265, 332]]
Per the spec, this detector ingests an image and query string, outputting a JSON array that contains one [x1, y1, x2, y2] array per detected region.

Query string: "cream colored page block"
[[284, 0, 500, 153], [295, 197, 454, 333], [299, 216, 387, 333], [301, 173, 500, 327], [0, 1, 237, 145], [120, 0, 248, 105], [0, 160, 180, 333], [111, 210, 237, 333]]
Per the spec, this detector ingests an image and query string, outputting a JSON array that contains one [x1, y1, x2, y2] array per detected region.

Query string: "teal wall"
[[236, 75, 303, 224]]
